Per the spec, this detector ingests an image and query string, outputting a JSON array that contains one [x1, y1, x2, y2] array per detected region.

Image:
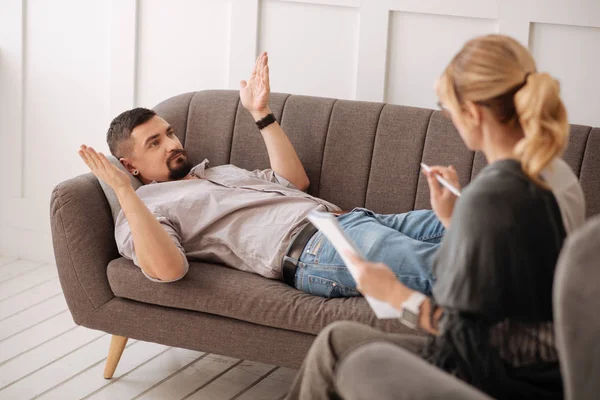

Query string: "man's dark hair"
[[107, 107, 156, 158]]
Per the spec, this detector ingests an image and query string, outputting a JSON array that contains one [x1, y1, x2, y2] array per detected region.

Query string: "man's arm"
[[240, 52, 310, 192], [115, 185, 188, 281], [79, 145, 186, 281], [250, 107, 310, 191]]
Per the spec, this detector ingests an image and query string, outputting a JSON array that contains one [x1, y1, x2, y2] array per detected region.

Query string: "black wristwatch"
[[255, 113, 277, 130]]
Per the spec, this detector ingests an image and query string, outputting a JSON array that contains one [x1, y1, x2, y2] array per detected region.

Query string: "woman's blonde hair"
[[437, 34, 569, 186]]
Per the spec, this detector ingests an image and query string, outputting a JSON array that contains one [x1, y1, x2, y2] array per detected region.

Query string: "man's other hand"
[[78, 145, 131, 193], [240, 51, 272, 121]]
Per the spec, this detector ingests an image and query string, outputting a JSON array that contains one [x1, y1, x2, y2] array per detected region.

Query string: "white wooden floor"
[[0, 256, 297, 400]]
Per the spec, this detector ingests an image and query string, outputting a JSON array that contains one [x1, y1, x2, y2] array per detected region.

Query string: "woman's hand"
[[240, 52, 271, 121], [423, 165, 460, 228], [345, 252, 440, 333], [78, 145, 131, 193], [345, 253, 410, 304]]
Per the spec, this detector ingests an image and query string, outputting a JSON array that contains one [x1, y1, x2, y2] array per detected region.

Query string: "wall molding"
[[228, 0, 259, 89], [355, 5, 389, 102], [0, 0, 25, 199], [277, 0, 360, 7], [109, 0, 138, 116]]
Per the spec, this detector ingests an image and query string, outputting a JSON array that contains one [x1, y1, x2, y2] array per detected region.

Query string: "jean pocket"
[[307, 275, 361, 298], [304, 232, 325, 258]]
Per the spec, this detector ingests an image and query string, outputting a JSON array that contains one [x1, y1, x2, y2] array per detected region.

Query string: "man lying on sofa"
[[78, 52, 448, 298]]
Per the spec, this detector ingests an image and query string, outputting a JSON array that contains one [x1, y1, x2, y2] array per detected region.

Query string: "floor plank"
[[0, 333, 115, 398], [35, 340, 165, 400], [0, 294, 68, 341], [137, 354, 240, 400], [0, 326, 105, 389], [84, 347, 206, 400], [0, 264, 56, 301], [0, 257, 299, 399], [235, 367, 296, 400], [187, 360, 276, 400], [0, 259, 45, 283], [0, 311, 77, 365], [0, 256, 18, 267], [0, 278, 62, 320]]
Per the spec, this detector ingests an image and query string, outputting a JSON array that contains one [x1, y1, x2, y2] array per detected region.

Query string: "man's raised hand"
[[240, 52, 271, 120]]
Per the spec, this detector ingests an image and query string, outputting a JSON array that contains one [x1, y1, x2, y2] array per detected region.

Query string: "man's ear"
[[119, 158, 135, 174]]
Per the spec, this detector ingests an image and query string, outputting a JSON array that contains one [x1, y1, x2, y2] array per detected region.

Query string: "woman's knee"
[[316, 321, 363, 348], [315, 321, 381, 358], [335, 341, 411, 400]]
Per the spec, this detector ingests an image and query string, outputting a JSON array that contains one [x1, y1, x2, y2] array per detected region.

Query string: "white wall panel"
[[228, 0, 259, 89], [385, 12, 497, 109], [136, 0, 231, 109], [110, 0, 138, 118], [258, 0, 359, 100], [531, 23, 600, 127], [0, 0, 24, 200], [1, 0, 599, 262], [384, 0, 499, 20], [23, 0, 111, 201]]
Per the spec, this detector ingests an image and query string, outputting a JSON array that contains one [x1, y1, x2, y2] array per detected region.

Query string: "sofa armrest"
[[336, 341, 492, 400], [50, 173, 118, 324]]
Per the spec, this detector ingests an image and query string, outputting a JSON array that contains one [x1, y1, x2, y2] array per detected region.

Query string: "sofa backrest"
[[153, 90, 600, 217], [553, 215, 600, 399]]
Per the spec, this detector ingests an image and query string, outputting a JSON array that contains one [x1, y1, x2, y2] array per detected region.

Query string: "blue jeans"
[[294, 208, 444, 298]]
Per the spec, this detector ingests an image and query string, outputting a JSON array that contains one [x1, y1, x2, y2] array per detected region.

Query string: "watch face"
[[403, 311, 418, 325]]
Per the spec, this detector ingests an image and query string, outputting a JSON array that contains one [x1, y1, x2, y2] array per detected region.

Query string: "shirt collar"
[[149, 158, 210, 185]]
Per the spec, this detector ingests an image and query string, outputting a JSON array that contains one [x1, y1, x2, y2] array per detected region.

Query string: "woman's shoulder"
[[463, 159, 542, 208], [467, 158, 585, 234], [455, 159, 566, 236]]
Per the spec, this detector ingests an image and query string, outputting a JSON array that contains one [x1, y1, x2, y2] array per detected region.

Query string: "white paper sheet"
[[307, 212, 402, 319]]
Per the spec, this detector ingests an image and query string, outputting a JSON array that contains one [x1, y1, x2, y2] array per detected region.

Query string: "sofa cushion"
[[107, 258, 418, 336]]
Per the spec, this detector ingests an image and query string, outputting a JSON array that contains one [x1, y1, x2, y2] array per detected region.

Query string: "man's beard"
[[167, 149, 193, 180]]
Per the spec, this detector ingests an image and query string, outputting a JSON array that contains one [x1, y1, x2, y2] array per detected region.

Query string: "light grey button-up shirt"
[[115, 160, 341, 282]]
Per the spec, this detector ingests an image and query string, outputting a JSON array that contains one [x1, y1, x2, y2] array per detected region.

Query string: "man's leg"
[[285, 321, 426, 400], [356, 208, 445, 244], [295, 210, 440, 297]]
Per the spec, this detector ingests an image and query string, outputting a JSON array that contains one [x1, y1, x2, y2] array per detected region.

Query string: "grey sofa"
[[50, 91, 600, 388]]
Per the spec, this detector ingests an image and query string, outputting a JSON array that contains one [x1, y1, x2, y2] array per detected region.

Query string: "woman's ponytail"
[[514, 72, 569, 186]]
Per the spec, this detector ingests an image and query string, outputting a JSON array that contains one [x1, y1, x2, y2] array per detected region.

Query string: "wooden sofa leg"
[[104, 335, 129, 379]]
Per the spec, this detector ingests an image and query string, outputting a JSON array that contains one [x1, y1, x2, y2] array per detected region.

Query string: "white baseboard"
[[0, 226, 55, 264]]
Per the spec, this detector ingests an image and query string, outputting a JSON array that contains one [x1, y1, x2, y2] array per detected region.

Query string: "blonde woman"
[[285, 34, 585, 400]]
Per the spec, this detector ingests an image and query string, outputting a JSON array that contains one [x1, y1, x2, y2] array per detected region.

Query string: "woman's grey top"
[[425, 159, 569, 400]]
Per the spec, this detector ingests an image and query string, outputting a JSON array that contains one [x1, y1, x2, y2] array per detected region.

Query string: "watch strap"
[[255, 113, 277, 130], [403, 292, 426, 312], [400, 292, 427, 329]]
